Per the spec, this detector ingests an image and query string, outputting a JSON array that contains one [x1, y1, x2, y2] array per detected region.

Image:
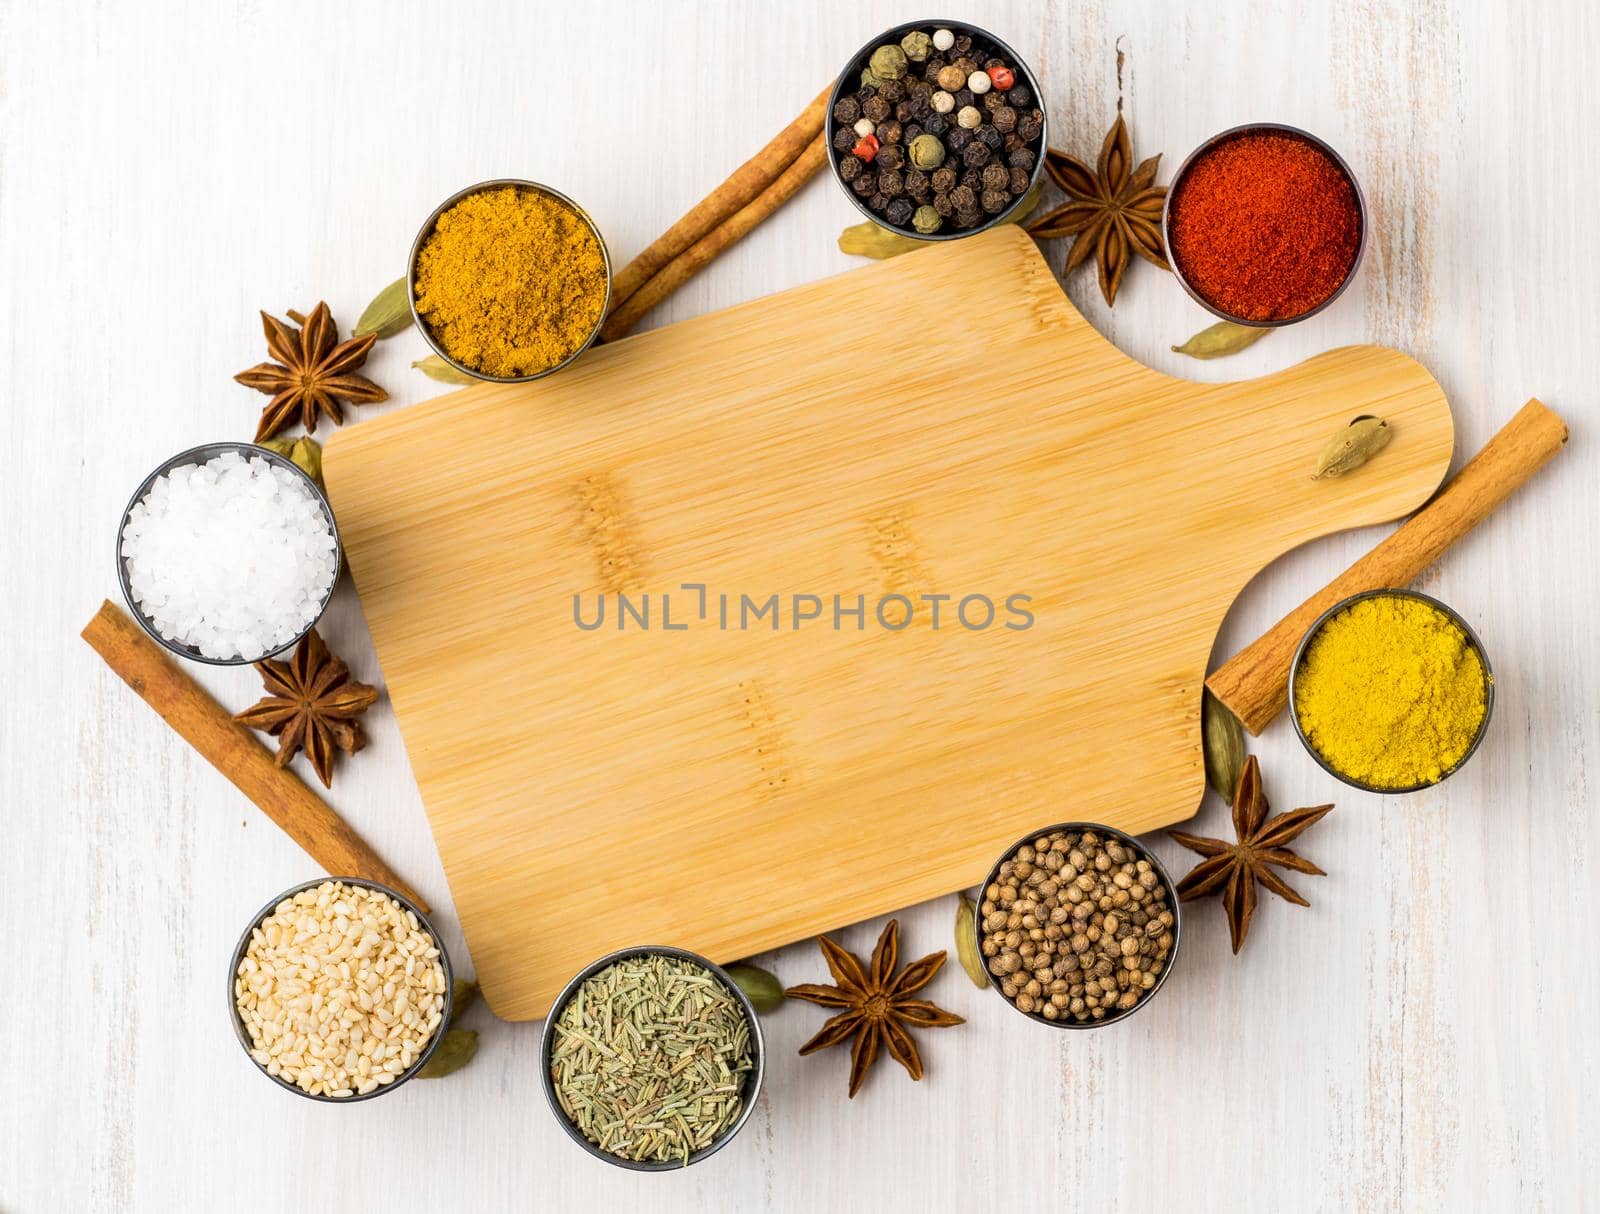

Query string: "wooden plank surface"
[[6, 1, 1597, 1210], [326, 226, 1453, 1018]]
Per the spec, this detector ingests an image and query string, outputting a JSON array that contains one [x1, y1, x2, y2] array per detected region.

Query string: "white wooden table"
[[4, 2, 1595, 1209]]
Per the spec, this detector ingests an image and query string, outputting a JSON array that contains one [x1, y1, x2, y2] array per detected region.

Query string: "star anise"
[[234, 629, 379, 788], [1025, 114, 1169, 306], [1169, 756, 1333, 953], [235, 301, 387, 442], [785, 919, 963, 1098]]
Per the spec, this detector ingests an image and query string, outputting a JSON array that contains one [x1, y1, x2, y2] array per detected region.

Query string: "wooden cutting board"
[[324, 225, 1453, 1020]]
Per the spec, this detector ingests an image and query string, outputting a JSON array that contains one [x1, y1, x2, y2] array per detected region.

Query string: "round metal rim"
[[116, 441, 342, 667], [226, 876, 454, 1104], [538, 944, 767, 1170], [406, 178, 613, 384], [824, 18, 1050, 242], [1161, 122, 1369, 328], [975, 821, 1182, 1030], [1288, 588, 1497, 794]]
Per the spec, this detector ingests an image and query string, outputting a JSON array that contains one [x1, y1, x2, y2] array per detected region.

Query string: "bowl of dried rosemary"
[[539, 945, 765, 1170]]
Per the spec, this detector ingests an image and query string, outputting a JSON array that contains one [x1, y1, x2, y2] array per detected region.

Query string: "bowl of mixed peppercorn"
[[827, 21, 1048, 239]]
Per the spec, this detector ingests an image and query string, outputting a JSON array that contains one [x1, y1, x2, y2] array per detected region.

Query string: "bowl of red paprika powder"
[[1162, 123, 1367, 326]]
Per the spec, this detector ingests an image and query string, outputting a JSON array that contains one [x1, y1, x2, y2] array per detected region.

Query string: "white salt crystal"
[[121, 451, 337, 660]]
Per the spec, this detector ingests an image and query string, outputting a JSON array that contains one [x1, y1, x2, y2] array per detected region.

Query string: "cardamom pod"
[[416, 1027, 478, 1078], [839, 182, 1042, 260], [955, 893, 989, 988], [450, 978, 479, 1026], [1202, 691, 1246, 805], [1171, 319, 1270, 359], [412, 354, 478, 385], [257, 436, 324, 489], [354, 276, 413, 339], [1313, 415, 1392, 479], [724, 962, 784, 1013]]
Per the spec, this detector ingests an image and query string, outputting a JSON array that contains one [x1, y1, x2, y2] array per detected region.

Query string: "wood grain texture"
[[5, 2, 1597, 1210], [324, 225, 1453, 1018]]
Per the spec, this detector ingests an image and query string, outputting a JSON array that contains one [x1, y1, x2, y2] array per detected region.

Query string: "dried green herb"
[[416, 1027, 478, 1078], [955, 894, 988, 989], [1203, 691, 1246, 805], [257, 435, 324, 488], [1313, 415, 1393, 479], [724, 962, 784, 1013], [550, 955, 753, 1166], [1172, 319, 1270, 359], [450, 978, 479, 1025], [838, 182, 1042, 259], [412, 354, 478, 385], [355, 276, 414, 339]]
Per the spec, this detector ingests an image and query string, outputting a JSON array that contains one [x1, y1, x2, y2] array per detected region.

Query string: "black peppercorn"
[[1003, 133, 1025, 153], [977, 124, 1001, 149], [981, 187, 1009, 214], [833, 127, 857, 152], [853, 174, 876, 197], [950, 184, 976, 210], [885, 197, 914, 226], [878, 120, 903, 145], [923, 59, 944, 83], [984, 92, 1004, 112], [1009, 165, 1031, 194], [981, 163, 1009, 191], [993, 106, 1017, 134], [855, 86, 876, 106], [880, 78, 907, 103], [960, 167, 983, 191], [903, 123, 924, 143], [933, 190, 954, 217], [875, 143, 904, 171], [931, 165, 957, 193], [923, 113, 947, 137], [955, 205, 982, 228], [877, 169, 904, 197], [894, 100, 912, 122], [909, 95, 931, 120], [984, 56, 1004, 69], [839, 156, 863, 182], [1007, 85, 1033, 107], [868, 192, 889, 212], [962, 140, 991, 168], [952, 54, 975, 74], [1017, 111, 1043, 141], [863, 95, 891, 123], [947, 127, 972, 152], [904, 168, 931, 198], [911, 80, 933, 100], [834, 98, 860, 125], [954, 87, 975, 109], [953, 33, 973, 55]]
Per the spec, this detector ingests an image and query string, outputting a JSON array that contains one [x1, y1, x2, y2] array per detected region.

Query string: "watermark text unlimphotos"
[[573, 584, 1034, 632]]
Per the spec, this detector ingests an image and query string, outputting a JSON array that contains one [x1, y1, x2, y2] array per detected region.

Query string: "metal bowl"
[[407, 178, 612, 383], [227, 877, 454, 1103], [825, 19, 1049, 241], [539, 945, 766, 1170], [1162, 122, 1368, 327], [976, 822, 1182, 1029], [1289, 588, 1496, 793], [116, 441, 341, 666]]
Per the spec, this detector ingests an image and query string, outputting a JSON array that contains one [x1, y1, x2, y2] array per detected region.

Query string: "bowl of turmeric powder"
[[1289, 589, 1495, 793], [407, 178, 612, 383]]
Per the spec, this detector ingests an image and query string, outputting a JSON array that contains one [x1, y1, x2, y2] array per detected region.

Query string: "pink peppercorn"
[[987, 66, 1016, 91], [852, 133, 880, 162]]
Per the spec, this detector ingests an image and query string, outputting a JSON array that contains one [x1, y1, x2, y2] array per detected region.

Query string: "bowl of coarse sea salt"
[[118, 442, 341, 665]]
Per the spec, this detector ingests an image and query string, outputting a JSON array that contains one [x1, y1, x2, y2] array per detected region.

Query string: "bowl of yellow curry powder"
[[408, 179, 611, 382], [1290, 589, 1494, 793]]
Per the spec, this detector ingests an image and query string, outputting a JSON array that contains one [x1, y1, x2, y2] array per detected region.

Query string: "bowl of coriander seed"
[[976, 823, 1181, 1027]]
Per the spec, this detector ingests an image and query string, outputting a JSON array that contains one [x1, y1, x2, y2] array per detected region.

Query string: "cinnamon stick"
[[1207, 399, 1569, 734], [607, 84, 832, 313], [82, 600, 428, 910], [602, 134, 829, 341]]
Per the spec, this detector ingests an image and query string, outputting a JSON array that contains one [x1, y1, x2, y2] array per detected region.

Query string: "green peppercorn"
[[901, 30, 933, 62], [860, 66, 882, 89], [912, 204, 943, 234], [870, 44, 908, 80], [908, 133, 946, 170]]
